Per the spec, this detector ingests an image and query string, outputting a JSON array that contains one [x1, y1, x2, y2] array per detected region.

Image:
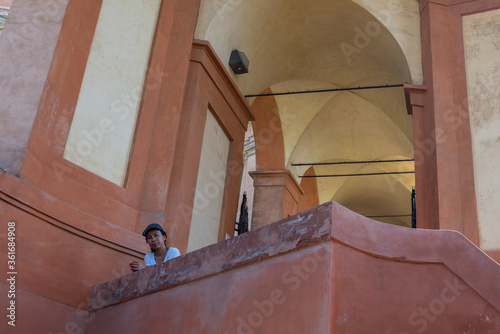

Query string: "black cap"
[[142, 223, 166, 237]]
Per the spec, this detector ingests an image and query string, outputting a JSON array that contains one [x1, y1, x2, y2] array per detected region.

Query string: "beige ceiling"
[[196, 0, 422, 227]]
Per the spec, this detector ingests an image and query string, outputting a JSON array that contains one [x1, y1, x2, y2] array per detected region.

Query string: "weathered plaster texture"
[[187, 109, 230, 252], [463, 8, 500, 250], [0, 0, 69, 174], [87, 201, 500, 333]]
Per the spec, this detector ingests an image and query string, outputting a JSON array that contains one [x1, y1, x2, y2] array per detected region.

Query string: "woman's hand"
[[129, 260, 145, 272]]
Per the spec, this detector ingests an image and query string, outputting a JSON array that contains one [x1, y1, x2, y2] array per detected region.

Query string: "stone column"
[[250, 170, 304, 229]]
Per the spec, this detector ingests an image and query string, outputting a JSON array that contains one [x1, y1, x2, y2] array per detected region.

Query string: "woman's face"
[[146, 229, 166, 251]]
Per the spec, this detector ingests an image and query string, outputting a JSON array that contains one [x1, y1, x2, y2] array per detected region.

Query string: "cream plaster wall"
[[287, 92, 413, 175], [332, 163, 413, 227], [352, 0, 422, 84], [272, 80, 342, 166], [63, 0, 161, 185], [285, 90, 414, 225], [463, 9, 500, 251], [273, 78, 413, 171], [187, 111, 230, 252]]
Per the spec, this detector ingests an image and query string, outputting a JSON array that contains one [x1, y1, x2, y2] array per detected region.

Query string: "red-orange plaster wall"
[[85, 201, 500, 334], [20, 0, 202, 233], [0, 172, 147, 309], [0, 283, 88, 334], [0, 0, 251, 313], [281, 176, 304, 219], [251, 92, 286, 170], [332, 243, 500, 333], [298, 166, 320, 213], [1, 0, 255, 322], [14, 0, 251, 257], [412, 0, 500, 246], [87, 244, 331, 334], [164, 41, 254, 253]]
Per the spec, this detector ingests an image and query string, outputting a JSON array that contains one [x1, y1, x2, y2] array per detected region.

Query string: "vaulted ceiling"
[[196, 0, 422, 227]]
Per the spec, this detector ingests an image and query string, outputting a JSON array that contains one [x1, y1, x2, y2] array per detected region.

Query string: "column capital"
[[404, 84, 427, 115], [419, 0, 475, 11], [250, 169, 304, 199]]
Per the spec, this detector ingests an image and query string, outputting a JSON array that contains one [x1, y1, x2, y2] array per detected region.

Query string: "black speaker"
[[229, 49, 249, 74]]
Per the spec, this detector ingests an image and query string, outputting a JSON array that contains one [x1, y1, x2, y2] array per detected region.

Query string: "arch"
[[250, 88, 285, 170], [331, 164, 413, 227], [298, 166, 320, 213], [196, 0, 418, 226], [196, 0, 419, 94]]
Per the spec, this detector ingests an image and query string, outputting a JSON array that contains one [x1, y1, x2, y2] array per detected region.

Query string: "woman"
[[129, 223, 180, 272]]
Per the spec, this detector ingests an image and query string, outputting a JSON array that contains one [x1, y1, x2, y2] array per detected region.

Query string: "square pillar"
[[250, 170, 304, 229]]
